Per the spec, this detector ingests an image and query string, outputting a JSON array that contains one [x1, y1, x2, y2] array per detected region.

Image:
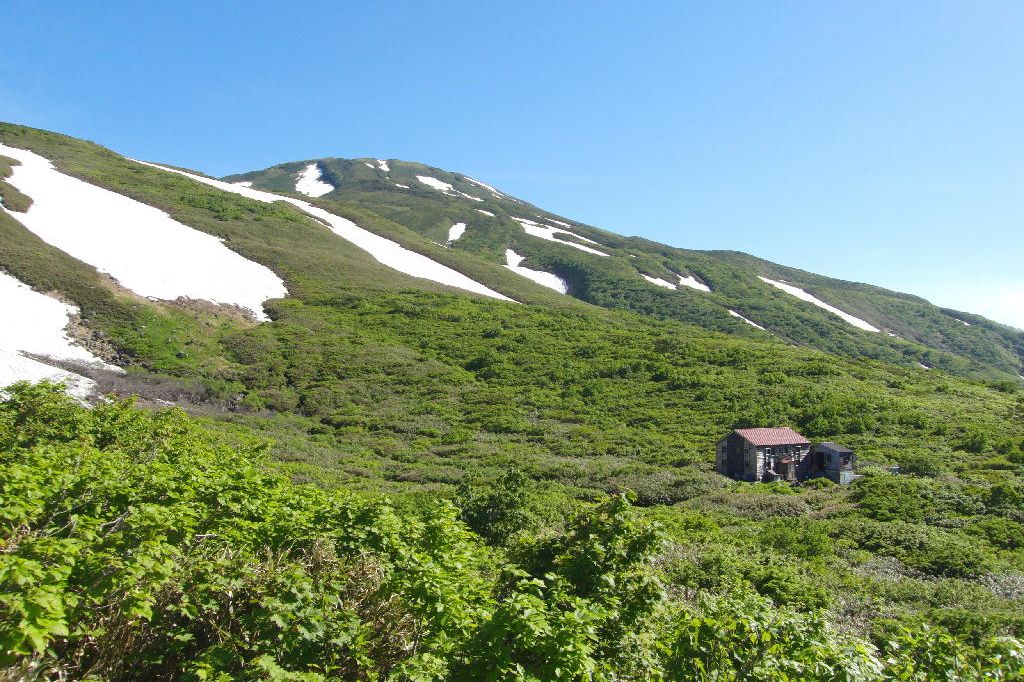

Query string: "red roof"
[[734, 427, 810, 447]]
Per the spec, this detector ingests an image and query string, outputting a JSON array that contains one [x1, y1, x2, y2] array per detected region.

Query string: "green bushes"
[[2, 385, 1022, 680]]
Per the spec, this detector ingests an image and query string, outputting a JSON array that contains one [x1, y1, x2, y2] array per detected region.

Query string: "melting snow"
[[0, 144, 287, 321], [415, 175, 483, 201], [729, 310, 767, 331], [758, 276, 880, 332], [511, 217, 609, 257], [954, 318, 971, 326], [295, 163, 334, 198], [504, 250, 568, 294], [134, 160, 514, 302], [377, 159, 390, 172], [464, 176, 504, 198], [476, 209, 495, 217], [918, 362, 931, 370], [641, 274, 676, 290], [233, 181, 253, 188], [0, 271, 119, 398], [677, 274, 711, 292], [363, 162, 375, 169], [394, 183, 410, 189], [447, 222, 467, 243]]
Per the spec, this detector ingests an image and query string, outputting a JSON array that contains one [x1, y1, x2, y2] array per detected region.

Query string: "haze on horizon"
[[2, 1, 1022, 329]]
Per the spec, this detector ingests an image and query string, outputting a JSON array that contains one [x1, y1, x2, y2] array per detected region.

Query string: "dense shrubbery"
[[3, 385, 1024, 680]]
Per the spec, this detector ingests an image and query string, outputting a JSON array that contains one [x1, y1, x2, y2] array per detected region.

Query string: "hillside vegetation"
[[1, 122, 1024, 678], [3, 384, 1023, 680]]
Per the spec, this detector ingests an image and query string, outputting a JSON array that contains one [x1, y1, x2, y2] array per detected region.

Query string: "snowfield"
[[677, 274, 711, 292], [729, 309, 767, 331], [447, 222, 467, 243], [0, 271, 119, 398], [134, 160, 514, 302], [233, 181, 253, 188], [295, 163, 334, 197], [476, 209, 495, 217], [504, 250, 568, 294], [641, 274, 676, 290], [416, 175, 483, 202], [377, 160, 390, 172], [757, 276, 879, 332], [0, 144, 288, 321], [511, 217, 609, 257]]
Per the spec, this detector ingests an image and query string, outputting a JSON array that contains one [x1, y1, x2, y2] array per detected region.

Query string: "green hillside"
[[2, 121, 1024, 679], [227, 157, 1024, 380]]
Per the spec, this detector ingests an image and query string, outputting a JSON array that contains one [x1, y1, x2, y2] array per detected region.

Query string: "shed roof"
[[817, 441, 852, 453], [734, 427, 810, 446]]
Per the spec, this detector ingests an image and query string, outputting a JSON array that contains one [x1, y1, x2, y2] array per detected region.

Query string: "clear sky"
[[3, 1, 1022, 329]]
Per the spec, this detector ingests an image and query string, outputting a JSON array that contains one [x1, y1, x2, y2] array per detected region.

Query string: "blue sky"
[[3, 1, 1022, 328]]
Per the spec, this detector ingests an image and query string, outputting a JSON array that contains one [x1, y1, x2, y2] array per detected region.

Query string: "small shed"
[[810, 442, 857, 485], [716, 427, 811, 483]]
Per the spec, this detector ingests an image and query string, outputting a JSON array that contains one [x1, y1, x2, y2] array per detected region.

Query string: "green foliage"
[[457, 468, 536, 545]]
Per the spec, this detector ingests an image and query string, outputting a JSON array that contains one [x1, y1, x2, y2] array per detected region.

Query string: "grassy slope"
[[227, 156, 1024, 379], [1, 122, 1023, 647]]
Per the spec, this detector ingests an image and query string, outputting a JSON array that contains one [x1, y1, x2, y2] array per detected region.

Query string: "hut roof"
[[734, 427, 810, 446]]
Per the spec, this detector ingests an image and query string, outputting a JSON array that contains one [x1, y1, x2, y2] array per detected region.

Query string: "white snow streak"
[[394, 183, 410, 189], [447, 222, 467, 243], [415, 175, 484, 201], [729, 310, 767, 331], [677, 274, 711, 292], [377, 159, 390, 172], [641, 274, 676, 290], [464, 176, 503, 198], [0, 144, 287, 321], [954, 318, 971, 326], [0, 271, 119, 398], [134, 160, 514, 302], [511, 217, 609, 257], [295, 163, 334, 198], [233, 181, 253, 188], [476, 209, 495, 217], [504, 250, 568, 294], [758, 276, 880, 332]]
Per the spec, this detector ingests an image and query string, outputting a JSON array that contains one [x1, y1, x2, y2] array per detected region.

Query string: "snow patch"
[[729, 310, 767, 331], [476, 209, 495, 217], [447, 222, 467, 243], [464, 176, 504, 198], [918, 362, 931, 370], [677, 274, 711, 293], [233, 181, 253, 188], [954, 318, 971, 326], [0, 271, 120, 399], [416, 175, 483, 202], [641, 274, 676, 290], [363, 162, 375, 169], [295, 163, 334, 198], [545, 218, 574, 229], [135, 160, 514, 302], [1, 144, 287, 321], [377, 159, 390, 172], [758, 276, 880, 332], [511, 217, 609, 257], [394, 183, 410, 189], [504, 249, 568, 294]]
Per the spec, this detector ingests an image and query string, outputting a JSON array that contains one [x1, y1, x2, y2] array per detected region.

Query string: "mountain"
[[2, 121, 1024, 678], [224, 156, 1024, 380]]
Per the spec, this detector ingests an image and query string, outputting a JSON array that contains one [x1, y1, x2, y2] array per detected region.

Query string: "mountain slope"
[[2, 122, 1024, 675], [226, 157, 1024, 379]]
